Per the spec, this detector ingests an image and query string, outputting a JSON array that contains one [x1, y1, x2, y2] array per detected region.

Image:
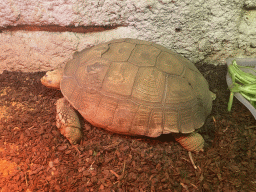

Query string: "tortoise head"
[[41, 68, 64, 89]]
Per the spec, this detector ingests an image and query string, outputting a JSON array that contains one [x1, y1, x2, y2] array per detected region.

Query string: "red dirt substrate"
[[0, 64, 255, 191]]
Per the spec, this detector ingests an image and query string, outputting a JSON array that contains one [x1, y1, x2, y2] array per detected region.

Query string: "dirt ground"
[[0, 63, 255, 192]]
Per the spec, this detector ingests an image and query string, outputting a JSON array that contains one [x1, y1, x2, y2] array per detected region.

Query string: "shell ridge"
[[101, 61, 113, 89], [161, 74, 168, 135], [154, 49, 162, 67], [129, 103, 141, 134], [106, 99, 120, 128], [162, 74, 168, 105], [177, 101, 182, 132], [130, 65, 142, 98], [94, 93, 103, 123], [127, 43, 138, 62], [179, 66, 186, 78], [100, 43, 111, 58], [100, 44, 113, 90], [162, 108, 166, 135], [145, 108, 154, 136]]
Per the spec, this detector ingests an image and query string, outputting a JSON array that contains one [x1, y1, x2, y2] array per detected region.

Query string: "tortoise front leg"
[[56, 98, 82, 144]]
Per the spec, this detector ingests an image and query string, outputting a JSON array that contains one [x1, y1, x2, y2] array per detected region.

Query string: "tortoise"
[[41, 38, 215, 152]]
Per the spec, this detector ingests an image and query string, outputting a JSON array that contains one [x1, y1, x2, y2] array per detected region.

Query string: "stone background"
[[0, 0, 256, 73]]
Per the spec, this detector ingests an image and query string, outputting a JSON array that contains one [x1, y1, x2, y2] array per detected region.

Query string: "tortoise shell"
[[60, 38, 212, 137]]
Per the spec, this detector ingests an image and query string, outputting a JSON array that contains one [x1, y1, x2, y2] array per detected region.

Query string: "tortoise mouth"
[[40, 75, 50, 86]]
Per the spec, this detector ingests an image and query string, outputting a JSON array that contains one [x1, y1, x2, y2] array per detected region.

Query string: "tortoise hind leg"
[[173, 132, 204, 153], [56, 98, 82, 144]]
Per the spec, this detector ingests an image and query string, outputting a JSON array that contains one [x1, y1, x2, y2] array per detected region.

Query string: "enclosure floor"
[[0, 64, 255, 191]]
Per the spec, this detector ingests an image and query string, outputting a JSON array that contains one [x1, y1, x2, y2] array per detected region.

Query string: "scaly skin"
[[173, 132, 204, 153]]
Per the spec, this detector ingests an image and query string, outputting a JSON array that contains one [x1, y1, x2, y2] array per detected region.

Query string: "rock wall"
[[0, 0, 256, 73]]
